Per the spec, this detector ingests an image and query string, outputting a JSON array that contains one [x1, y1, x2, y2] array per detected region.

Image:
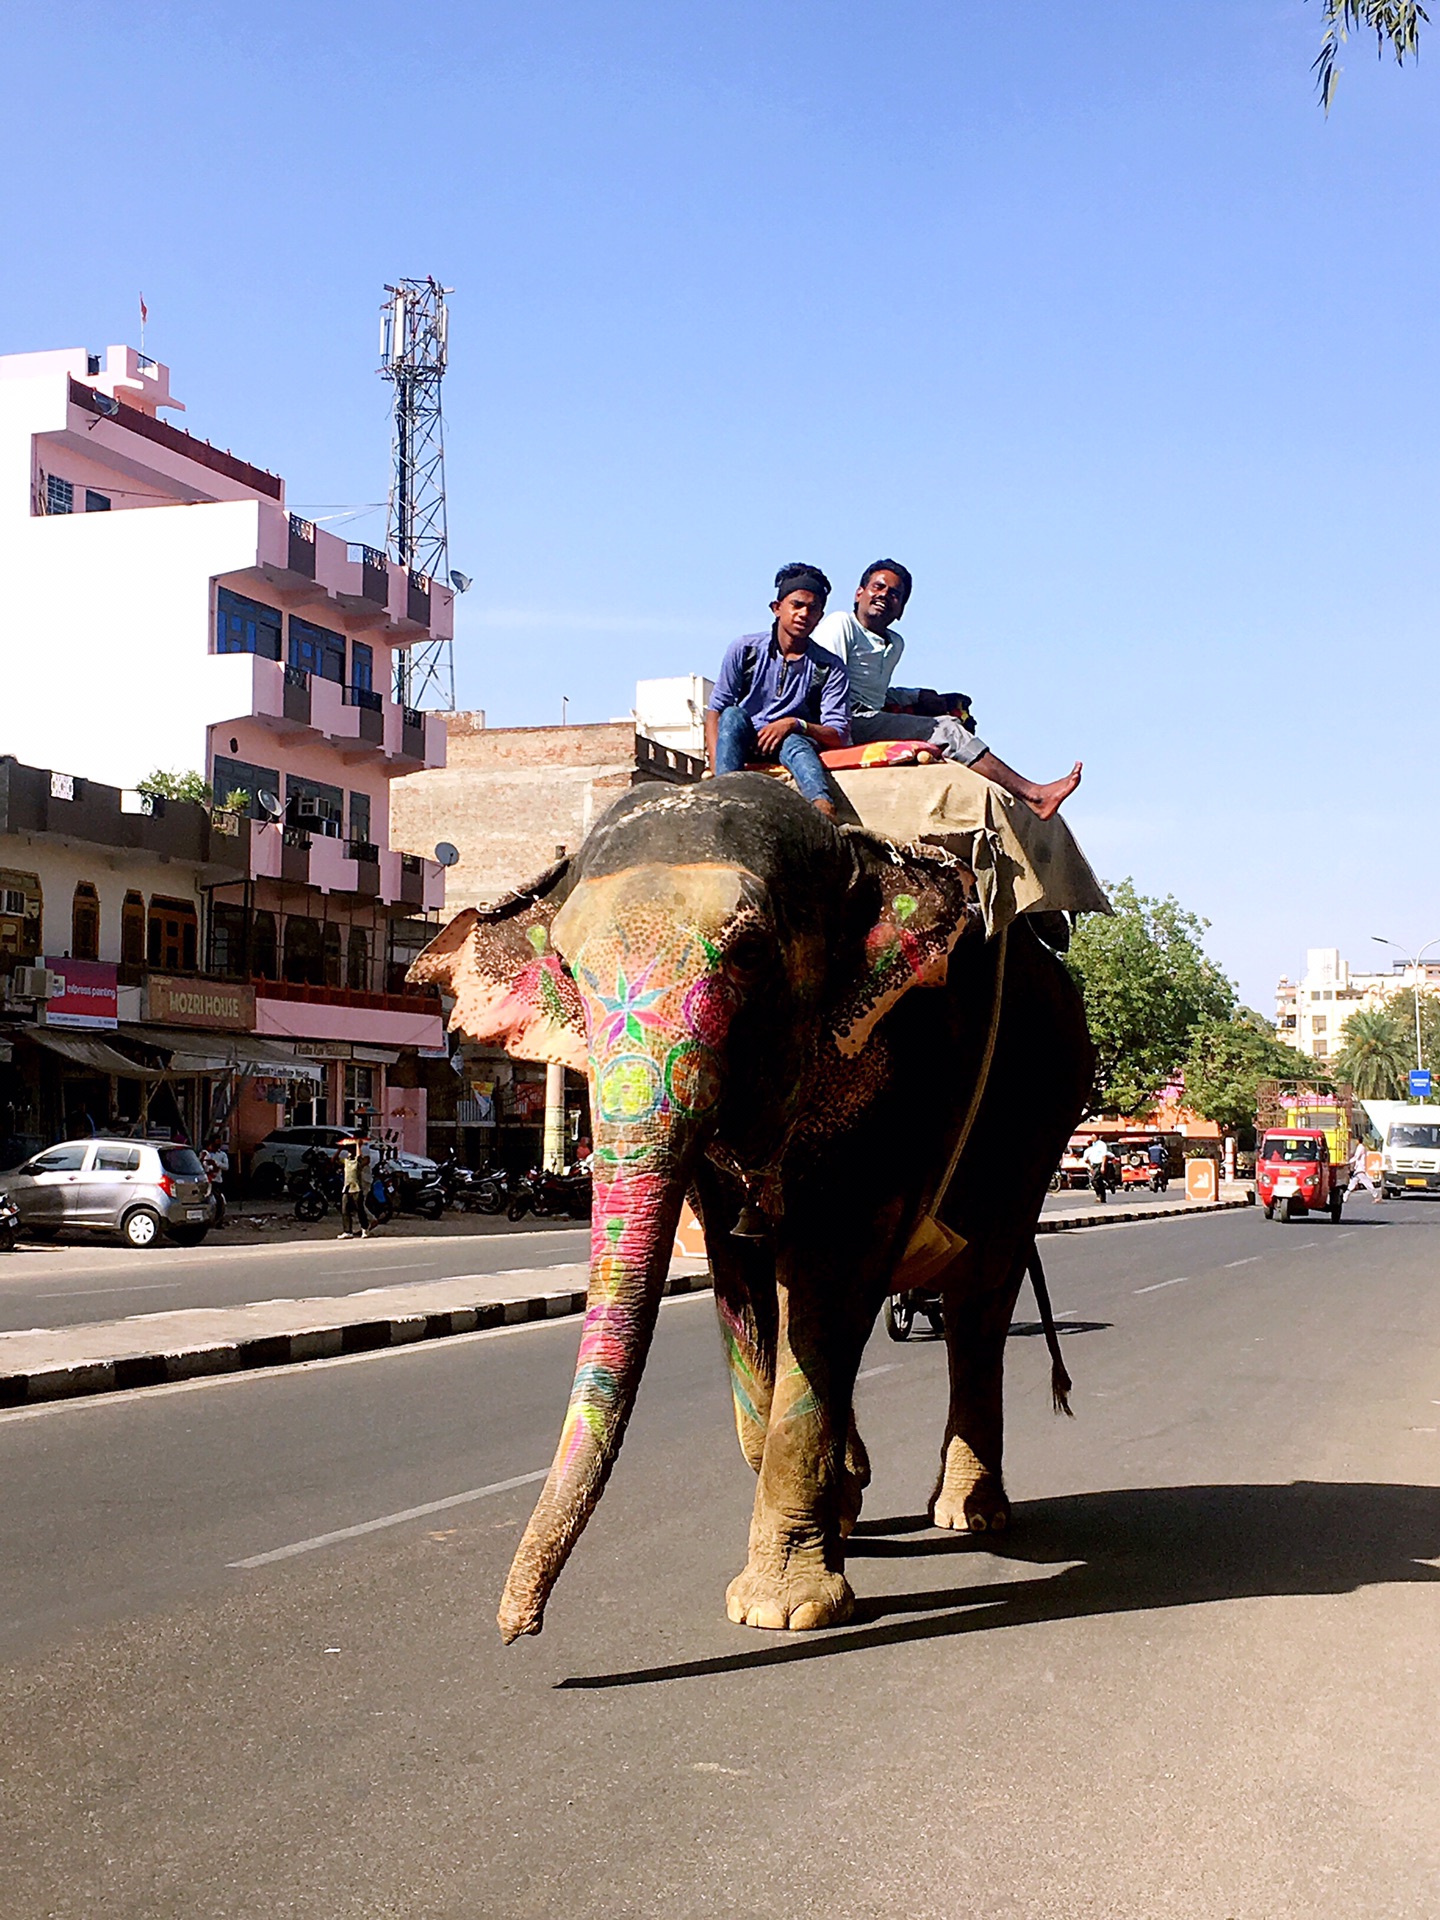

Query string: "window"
[[31, 1144, 88, 1173], [289, 617, 346, 684], [251, 910, 278, 980], [351, 642, 374, 693], [211, 901, 248, 976], [148, 897, 198, 972], [349, 791, 372, 845], [282, 915, 324, 985], [211, 755, 280, 821], [323, 922, 342, 988], [45, 474, 74, 515], [285, 774, 344, 837], [120, 891, 145, 967], [1312, 1017, 1326, 1034], [72, 882, 100, 961], [1314, 1042, 1329, 1059], [94, 1144, 142, 1172], [85, 489, 111, 512], [215, 588, 282, 661], [159, 1146, 206, 1178], [346, 925, 370, 992], [0, 869, 40, 958]]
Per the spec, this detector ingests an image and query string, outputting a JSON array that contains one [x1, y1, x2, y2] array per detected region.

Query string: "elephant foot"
[[930, 1435, 1010, 1534], [725, 1561, 855, 1632]]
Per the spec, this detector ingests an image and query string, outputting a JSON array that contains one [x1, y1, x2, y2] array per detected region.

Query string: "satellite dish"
[[448, 570, 472, 594], [257, 789, 284, 819], [434, 841, 460, 868], [93, 391, 120, 417]]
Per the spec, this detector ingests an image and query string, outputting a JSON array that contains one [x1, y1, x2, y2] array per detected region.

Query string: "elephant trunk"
[[497, 1127, 691, 1642]]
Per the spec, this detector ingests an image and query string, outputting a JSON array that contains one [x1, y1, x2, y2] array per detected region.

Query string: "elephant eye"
[[724, 932, 768, 978]]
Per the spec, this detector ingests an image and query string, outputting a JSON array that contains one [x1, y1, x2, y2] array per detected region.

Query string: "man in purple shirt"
[[705, 563, 852, 819]]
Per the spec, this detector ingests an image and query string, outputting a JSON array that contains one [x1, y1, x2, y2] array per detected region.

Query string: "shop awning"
[[116, 1027, 322, 1081], [23, 1030, 164, 1079]]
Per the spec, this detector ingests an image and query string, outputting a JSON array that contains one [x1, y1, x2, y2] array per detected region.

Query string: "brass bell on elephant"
[[731, 1200, 770, 1240]]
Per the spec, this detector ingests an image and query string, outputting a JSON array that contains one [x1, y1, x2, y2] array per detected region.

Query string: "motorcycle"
[[372, 1155, 445, 1222], [0, 1189, 19, 1252], [292, 1146, 342, 1223]]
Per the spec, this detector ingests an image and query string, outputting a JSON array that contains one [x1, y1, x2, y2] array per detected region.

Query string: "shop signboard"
[[145, 974, 256, 1030], [43, 956, 118, 1029]]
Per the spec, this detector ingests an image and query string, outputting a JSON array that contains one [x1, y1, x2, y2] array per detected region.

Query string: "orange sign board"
[[1185, 1158, 1217, 1202], [145, 974, 256, 1030]]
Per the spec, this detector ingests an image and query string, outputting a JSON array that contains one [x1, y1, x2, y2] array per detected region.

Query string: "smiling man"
[[705, 562, 851, 818], [813, 560, 1082, 820]]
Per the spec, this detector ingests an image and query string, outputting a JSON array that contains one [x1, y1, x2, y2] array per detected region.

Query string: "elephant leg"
[[725, 1252, 861, 1632], [931, 1261, 1024, 1532], [839, 1415, 871, 1538], [692, 1167, 776, 1472]]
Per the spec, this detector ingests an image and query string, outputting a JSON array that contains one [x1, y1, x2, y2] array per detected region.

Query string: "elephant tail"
[[1026, 1242, 1074, 1418]]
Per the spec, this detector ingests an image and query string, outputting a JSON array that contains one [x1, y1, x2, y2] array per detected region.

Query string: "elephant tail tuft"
[[1026, 1242, 1075, 1419]]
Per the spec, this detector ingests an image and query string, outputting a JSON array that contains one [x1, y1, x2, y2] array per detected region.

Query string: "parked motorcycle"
[[885, 1287, 944, 1341], [292, 1147, 342, 1223], [372, 1154, 445, 1222]]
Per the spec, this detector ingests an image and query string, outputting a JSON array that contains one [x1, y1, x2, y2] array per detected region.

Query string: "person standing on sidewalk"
[[337, 1139, 370, 1239], [1084, 1135, 1112, 1204]]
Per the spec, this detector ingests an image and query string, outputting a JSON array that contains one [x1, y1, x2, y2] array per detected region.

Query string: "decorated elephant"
[[410, 773, 1094, 1640]]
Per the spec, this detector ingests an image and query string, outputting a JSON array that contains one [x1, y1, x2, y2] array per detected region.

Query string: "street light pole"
[[1370, 935, 1440, 1075]]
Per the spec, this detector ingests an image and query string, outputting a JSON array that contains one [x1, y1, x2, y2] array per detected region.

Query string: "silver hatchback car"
[[1, 1137, 213, 1248]]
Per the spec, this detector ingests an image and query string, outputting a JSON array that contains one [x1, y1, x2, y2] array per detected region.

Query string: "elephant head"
[[410, 774, 977, 1640]]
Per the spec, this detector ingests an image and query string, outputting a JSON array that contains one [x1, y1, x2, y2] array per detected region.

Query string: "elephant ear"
[[406, 858, 588, 1070], [828, 834, 977, 1057]]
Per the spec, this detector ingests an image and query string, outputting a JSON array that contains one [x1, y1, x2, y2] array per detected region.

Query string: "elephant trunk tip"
[[497, 1584, 546, 1644]]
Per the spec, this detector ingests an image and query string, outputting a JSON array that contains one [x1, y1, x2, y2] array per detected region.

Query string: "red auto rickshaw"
[[1256, 1128, 1346, 1223]]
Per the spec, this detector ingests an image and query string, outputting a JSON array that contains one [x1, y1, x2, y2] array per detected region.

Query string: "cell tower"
[[380, 278, 454, 709]]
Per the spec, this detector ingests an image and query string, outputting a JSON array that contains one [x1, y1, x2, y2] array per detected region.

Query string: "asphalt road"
[[3, 1200, 1438, 1917], [0, 1186, 1212, 1333], [0, 1220, 593, 1331]]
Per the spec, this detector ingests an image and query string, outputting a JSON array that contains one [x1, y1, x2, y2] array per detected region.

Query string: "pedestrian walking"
[[1084, 1136, 1112, 1204], [1346, 1136, 1382, 1205]]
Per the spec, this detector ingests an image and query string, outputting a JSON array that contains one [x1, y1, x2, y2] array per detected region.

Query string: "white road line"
[[856, 1363, 903, 1381], [1134, 1276, 1188, 1294], [1224, 1257, 1261, 1269], [228, 1468, 550, 1568], [40, 1282, 186, 1299]]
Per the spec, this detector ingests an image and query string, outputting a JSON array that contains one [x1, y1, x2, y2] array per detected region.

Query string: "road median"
[[0, 1193, 1251, 1409]]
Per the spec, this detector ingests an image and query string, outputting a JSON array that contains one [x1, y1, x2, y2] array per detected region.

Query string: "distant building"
[[635, 674, 712, 757], [0, 344, 450, 1159], [1274, 946, 1440, 1063]]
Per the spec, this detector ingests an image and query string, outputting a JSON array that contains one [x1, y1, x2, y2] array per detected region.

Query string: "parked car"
[[249, 1126, 436, 1196], [2, 1137, 213, 1247]]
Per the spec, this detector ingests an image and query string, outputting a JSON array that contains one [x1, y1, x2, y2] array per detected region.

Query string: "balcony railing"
[[343, 684, 383, 711], [286, 513, 317, 579], [282, 826, 312, 850], [347, 839, 379, 864], [283, 663, 309, 690], [402, 707, 424, 732]]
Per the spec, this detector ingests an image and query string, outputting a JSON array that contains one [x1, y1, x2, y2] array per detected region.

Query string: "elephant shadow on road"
[[560, 1481, 1440, 1690]]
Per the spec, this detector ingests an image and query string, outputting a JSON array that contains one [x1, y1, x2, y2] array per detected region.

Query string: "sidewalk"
[[0, 1189, 1253, 1410]]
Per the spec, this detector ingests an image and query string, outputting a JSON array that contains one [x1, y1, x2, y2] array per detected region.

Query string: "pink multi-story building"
[[0, 342, 449, 1155]]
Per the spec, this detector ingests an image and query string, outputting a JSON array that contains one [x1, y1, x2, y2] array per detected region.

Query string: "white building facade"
[[1274, 946, 1440, 1063]]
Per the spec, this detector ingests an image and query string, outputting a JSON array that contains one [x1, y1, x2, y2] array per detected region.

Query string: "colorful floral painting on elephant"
[[410, 775, 1094, 1640]]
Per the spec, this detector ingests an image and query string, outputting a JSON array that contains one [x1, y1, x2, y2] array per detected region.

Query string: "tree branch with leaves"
[[1312, 0, 1427, 111]]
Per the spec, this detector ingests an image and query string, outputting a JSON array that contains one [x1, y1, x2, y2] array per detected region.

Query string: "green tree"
[[1066, 881, 1236, 1118], [1312, 2, 1427, 111], [1331, 1003, 1412, 1098], [1180, 1011, 1327, 1140], [137, 768, 213, 807]]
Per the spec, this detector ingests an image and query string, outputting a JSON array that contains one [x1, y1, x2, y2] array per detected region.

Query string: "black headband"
[[773, 563, 831, 604]]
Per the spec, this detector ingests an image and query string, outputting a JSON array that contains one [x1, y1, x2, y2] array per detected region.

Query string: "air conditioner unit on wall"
[[6, 965, 60, 1002]]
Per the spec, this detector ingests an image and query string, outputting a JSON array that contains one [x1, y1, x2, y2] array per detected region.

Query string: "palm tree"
[[1332, 1005, 1413, 1099], [1314, 3, 1427, 111]]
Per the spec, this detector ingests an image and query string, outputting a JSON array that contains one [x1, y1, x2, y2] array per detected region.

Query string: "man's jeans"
[[713, 706, 833, 804], [850, 708, 988, 767]]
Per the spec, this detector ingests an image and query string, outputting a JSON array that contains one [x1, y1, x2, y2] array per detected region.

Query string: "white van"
[[1361, 1101, 1440, 1198]]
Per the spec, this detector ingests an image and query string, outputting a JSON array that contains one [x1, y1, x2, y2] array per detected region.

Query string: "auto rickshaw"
[[1256, 1127, 1346, 1223]]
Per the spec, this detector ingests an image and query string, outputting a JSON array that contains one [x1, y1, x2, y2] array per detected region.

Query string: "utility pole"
[[380, 278, 455, 711], [1371, 935, 1440, 1074]]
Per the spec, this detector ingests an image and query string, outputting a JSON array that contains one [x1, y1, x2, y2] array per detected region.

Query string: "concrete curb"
[[0, 1196, 1251, 1410], [0, 1271, 716, 1410]]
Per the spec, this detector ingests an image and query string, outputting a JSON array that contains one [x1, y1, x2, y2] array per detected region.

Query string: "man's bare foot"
[[1025, 762, 1082, 821], [812, 796, 838, 819]]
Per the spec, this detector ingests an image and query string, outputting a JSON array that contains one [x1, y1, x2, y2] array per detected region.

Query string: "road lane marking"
[[1224, 1257, 1261, 1269], [40, 1282, 186, 1299], [1134, 1276, 1188, 1294], [228, 1469, 550, 1568], [856, 1363, 903, 1381]]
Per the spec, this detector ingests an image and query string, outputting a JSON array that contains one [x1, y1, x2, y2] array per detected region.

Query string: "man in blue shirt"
[[706, 563, 852, 819]]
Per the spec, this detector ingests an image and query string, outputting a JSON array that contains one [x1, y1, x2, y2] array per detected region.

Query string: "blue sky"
[[3, 1, 1436, 1009]]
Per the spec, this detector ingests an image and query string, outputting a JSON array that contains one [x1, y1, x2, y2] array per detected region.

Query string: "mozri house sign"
[[144, 975, 257, 1031]]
